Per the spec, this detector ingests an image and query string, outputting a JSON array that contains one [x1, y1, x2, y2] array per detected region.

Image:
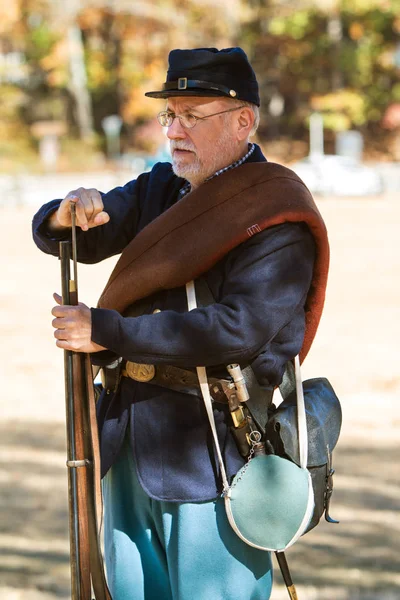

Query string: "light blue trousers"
[[103, 438, 273, 600]]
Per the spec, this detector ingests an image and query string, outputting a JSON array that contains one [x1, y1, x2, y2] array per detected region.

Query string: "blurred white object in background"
[[102, 115, 123, 159], [292, 116, 384, 196], [291, 154, 384, 196]]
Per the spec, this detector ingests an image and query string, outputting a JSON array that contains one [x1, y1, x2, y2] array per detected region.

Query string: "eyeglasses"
[[157, 105, 246, 129]]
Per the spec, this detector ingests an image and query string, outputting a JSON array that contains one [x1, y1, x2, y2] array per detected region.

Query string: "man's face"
[[165, 97, 241, 188]]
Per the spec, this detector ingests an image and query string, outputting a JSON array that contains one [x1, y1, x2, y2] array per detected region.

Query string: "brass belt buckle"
[[125, 361, 155, 382]]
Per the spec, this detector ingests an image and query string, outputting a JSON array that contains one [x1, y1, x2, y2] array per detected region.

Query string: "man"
[[33, 47, 328, 600]]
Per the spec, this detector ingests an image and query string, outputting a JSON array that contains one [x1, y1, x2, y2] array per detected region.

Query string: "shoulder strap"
[[186, 280, 309, 471], [195, 277, 295, 432], [186, 281, 230, 494]]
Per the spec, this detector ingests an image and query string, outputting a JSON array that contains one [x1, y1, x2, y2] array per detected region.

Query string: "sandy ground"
[[0, 185, 399, 599]]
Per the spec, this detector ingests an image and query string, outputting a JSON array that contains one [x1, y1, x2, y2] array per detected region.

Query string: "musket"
[[59, 204, 112, 600]]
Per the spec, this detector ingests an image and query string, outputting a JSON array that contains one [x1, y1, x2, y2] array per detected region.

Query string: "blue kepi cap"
[[145, 47, 260, 106]]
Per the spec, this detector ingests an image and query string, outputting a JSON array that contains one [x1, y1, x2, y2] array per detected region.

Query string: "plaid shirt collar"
[[178, 143, 255, 199]]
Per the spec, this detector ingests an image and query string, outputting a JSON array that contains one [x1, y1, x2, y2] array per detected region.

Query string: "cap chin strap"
[[162, 78, 237, 98]]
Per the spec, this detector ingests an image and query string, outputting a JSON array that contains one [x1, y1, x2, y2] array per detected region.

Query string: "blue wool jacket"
[[32, 145, 315, 502]]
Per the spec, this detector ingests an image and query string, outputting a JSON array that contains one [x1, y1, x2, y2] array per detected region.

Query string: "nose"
[[166, 116, 187, 140]]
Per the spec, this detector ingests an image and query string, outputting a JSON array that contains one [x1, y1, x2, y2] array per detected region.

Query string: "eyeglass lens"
[[158, 112, 196, 128]]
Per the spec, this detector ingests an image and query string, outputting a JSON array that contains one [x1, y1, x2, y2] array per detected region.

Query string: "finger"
[[80, 188, 95, 222], [73, 190, 89, 231], [55, 337, 83, 351], [93, 211, 110, 226], [63, 193, 80, 222], [56, 193, 79, 228], [87, 190, 109, 228], [54, 328, 68, 340], [88, 189, 104, 217], [56, 339, 72, 350], [53, 292, 63, 305], [65, 193, 79, 203], [51, 305, 69, 317], [52, 317, 66, 329]]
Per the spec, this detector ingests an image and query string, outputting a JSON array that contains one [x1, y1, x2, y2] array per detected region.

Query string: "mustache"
[[170, 141, 196, 153]]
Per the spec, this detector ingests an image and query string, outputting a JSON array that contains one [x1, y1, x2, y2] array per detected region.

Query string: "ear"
[[236, 107, 255, 141]]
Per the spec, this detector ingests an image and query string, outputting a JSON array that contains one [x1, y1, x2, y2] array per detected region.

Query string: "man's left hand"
[[51, 293, 106, 353]]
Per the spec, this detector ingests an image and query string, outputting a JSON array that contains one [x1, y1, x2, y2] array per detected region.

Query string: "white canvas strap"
[[294, 354, 308, 469], [186, 281, 230, 493], [185, 280, 308, 480]]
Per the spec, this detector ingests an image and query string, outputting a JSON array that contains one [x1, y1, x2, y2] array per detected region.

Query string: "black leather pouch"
[[266, 377, 341, 533]]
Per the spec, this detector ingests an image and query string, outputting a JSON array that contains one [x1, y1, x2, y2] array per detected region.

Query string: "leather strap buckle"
[[178, 77, 188, 90]]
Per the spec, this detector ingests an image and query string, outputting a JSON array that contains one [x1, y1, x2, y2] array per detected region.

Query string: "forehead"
[[166, 96, 225, 112]]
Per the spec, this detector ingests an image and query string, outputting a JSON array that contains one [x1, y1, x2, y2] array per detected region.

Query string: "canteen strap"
[[186, 279, 304, 599], [185, 281, 230, 494]]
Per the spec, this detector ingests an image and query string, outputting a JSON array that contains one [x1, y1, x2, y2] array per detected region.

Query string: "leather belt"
[[120, 361, 231, 404]]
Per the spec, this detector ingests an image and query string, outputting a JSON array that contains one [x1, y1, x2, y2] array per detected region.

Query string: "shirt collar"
[[179, 143, 255, 198]]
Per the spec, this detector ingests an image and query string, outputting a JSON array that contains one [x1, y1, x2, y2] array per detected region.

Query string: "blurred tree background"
[[0, 0, 399, 172]]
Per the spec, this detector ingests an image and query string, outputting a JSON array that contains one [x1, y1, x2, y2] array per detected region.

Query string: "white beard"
[[171, 126, 237, 188]]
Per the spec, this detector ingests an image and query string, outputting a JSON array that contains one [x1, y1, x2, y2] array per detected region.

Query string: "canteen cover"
[[225, 454, 314, 551]]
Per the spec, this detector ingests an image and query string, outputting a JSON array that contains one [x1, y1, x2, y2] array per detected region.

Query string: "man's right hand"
[[48, 188, 110, 232]]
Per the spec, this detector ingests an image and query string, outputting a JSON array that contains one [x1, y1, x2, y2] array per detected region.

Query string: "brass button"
[[229, 89, 237, 97], [153, 308, 161, 314]]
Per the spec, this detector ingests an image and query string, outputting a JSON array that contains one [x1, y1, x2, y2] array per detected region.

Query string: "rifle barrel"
[[60, 240, 82, 599]]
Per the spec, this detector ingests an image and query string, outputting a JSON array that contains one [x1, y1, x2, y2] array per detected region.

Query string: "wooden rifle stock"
[[59, 206, 112, 600]]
